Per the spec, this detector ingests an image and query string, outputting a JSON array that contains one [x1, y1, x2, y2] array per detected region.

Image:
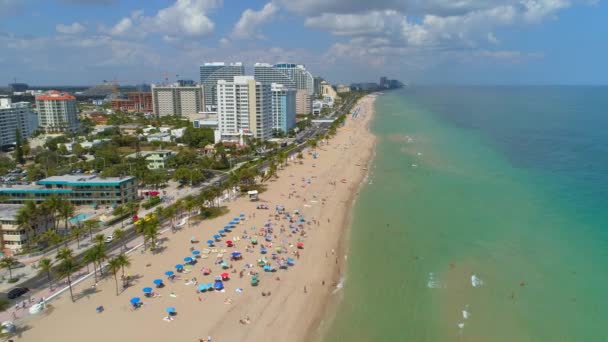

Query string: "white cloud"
[[231, 2, 278, 39], [305, 10, 403, 36], [102, 0, 221, 38], [56, 22, 86, 34]]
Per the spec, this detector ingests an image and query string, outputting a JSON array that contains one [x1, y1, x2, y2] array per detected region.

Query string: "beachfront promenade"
[[10, 94, 375, 342]]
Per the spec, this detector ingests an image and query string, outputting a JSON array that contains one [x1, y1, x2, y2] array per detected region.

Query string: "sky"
[[0, 0, 606, 85]]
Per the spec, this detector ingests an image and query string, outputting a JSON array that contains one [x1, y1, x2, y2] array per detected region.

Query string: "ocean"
[[324, 86, 608, 341]]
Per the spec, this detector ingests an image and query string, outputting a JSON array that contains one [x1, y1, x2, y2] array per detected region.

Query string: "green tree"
[[15, 201, 37, 247], [71, 225, 85, 249], [108, 257, 122, 295], [13, 128, 25, 165], [58, 202, 75, 233], [38, 257, 54, 290], [0, 257, 19, 280], [83, 219, 100, 242], [56, 256, 78, 302], [113, 227, 126, 253], [181, 126, 214, 148], [115, 253, 131, 279]]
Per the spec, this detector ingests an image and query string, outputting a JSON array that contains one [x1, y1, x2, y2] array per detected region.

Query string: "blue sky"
[[0, 0, 606, 85]]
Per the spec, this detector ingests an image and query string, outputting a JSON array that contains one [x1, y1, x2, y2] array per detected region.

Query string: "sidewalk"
[[0, 178, 213, 293]]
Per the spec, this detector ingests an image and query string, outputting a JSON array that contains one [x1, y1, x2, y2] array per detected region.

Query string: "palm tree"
[[0, 257, 19, 280], [42, 196, 60, 231], [135, 215, 159, 251], [56, 257, 78, 302], [38, 257, 54, 290], [83, 247, 99, 283], [125, 201, 140, 220], [56, 246, 73, 261], [41, 230, 63, 252], [93, 233, 105, 246], [112, 205, 126, 228], [115, 253, 131, 279], [83, 219, 100, 242], [58, 202, 75, 233], [92, 242, 108, 276], [107, 257, 122, 295], [71, 225, 85, 249], [113, 227, 126, 253], [16, 201, 37, 247]]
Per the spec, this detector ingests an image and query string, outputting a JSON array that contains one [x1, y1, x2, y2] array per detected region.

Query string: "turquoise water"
[[69, 212, 91, 224], [325, 87, 608, 341]]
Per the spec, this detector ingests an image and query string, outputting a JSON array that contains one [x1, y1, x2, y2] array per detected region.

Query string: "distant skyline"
[[1, 0, 607, 85]]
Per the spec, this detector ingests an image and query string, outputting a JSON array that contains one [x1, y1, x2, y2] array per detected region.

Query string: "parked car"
[[7, 287, 29, 299], [105, 235, 113, 243]]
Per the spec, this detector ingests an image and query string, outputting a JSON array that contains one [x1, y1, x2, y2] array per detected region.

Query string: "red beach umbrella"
[[297, 242, 304, 249], [226, 240, 233, 247], [221, 273, 229, 280]]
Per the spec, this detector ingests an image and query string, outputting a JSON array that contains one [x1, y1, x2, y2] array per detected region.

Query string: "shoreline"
[[14, 93, 378, 342], [306, 95, 379, 342]]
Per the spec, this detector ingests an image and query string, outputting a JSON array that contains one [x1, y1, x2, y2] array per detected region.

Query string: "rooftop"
[[202, 62, 243, 66], [0, 204, 24, 221], [126, 150, 174, 158], [38, 174, 135, 186], [36, 90, 76, 101]]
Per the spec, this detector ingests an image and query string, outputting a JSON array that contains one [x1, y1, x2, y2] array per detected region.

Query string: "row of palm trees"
[[33, 232, 132, 302], [13, 196, 77, 251]]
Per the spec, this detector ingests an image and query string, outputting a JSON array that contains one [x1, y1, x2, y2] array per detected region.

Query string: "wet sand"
[[16, 94, 377, 342]]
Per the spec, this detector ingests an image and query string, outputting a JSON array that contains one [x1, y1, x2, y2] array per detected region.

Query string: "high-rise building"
[[273, 63, 314, 96], [254, 63, 297, 89], [0, 97, 38, 147], [35, 90, 79, 133], [271, 83, 296, 134], [177, 79, 196, 87], [295, 89, 312, 115], [8, 83, 28, 93], [380, 77, 388, 88], [314, 77, 324, 96], [111, 92, 153, 113], [151, 85, 204, 116], [217, 76, 272, 143], [199, 62, 244, 111]]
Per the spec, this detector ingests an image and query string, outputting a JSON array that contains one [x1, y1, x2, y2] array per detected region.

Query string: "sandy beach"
[[15, 94, 377, 342]]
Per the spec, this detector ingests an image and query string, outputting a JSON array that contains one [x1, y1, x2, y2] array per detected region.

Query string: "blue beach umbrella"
[[240, 214, 245, 218], [233, 217, 240, 221], [166, 307, 176, 314], [213, 234, 221, 240], [287, 258, 295, 265], [192, 250, 200, 256], [224, 225, 231, 229], [184, 256, 193, 263], [142, 287, 153, 294], [263, 265, 271, 272], [218, 229, 225, 235], [207, 239, 214, 245], [130, 297, 141, 305], [231, 252, 241, 258], [175, 264, 184, 270], [198, 284, 207, 292], [214, 280, 224, 290], [165, 271, 174, 277], [153, 279, 163, 286]]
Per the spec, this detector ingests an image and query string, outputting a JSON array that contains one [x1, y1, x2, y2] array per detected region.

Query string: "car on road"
[[105, 235, 113, 243], [7, 287, 29, 299]]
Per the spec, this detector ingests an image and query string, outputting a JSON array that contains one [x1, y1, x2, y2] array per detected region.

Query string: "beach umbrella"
[[202, 267, 211, 275], [260, 247, 267, 254], [214, 280, 224, 290], [192, 250, 200, 256], [184, 256, 193, 263], [142, 287, 153, 294], [233, 217, 240, 221], [287, 258, 295, 265], [213, 234, 221, 240], [198, 284, 207, 292], [263, 265, 271, 272], [166, 307, 176, 314], [153, 279, 163, 286], [240, 214, 245, 218], [175, 264, 184, 270], [207, 239, 214, 246], [220, 261, 229, 269], [226, 240, 233, 247], [297, 242, 304, 249], [130, 297, 141, 305], [231, 252, 241, 259], [219, 230, 226, 236], [224, 225, 231, 229], [165, 271, 174, 277], [221, 272, 229, 280], [229, 221, 237, 225]]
